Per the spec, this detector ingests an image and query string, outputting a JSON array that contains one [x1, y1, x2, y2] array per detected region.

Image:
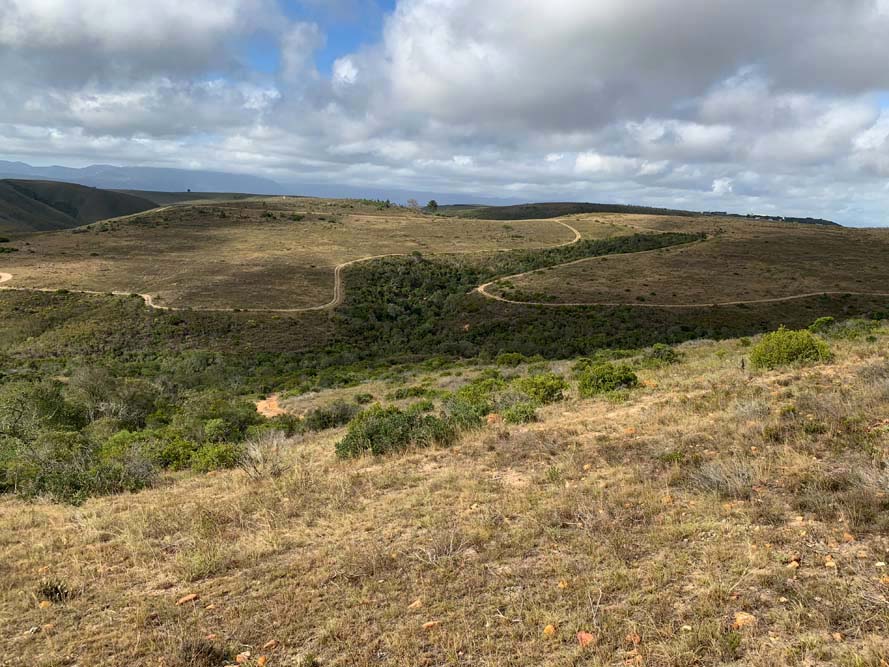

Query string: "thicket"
[[750, 327, 832, 370], [0, 371, 263, 503], [577, 363, 639, 397]]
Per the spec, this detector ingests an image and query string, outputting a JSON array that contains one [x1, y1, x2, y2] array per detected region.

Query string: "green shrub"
[[454, 377, 506, 415], [335, 406, 456, 458], [495, 352, 527, 367], [149, 436, 202, 470], [642, 343, 683, 367], [577, 363, 639, 397], [303, 400, 359, 431], [191, 443, 244, 473], [2, 430, 155, 504], [503, 402, 538, 424], [386, 385, 432, 400], [511, 373, 568, 404], [406, 399, 435, 414], [442, 396, 486, 431], [353, 393, 375, 405], [808, 317, 835, 334], [749, 327, 832, 370]]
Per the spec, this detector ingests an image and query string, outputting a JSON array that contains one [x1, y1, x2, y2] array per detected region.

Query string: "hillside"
[[454, 202, 706, 220], [2, 322, 889, 665], [451, 202, 839, 226], [0, 180, 157, 233]]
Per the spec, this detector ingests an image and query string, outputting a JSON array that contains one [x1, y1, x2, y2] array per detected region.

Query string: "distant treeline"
[[452, 202, 838, 226], [716, 213, 839, 227], [457, 202, 701, 220]]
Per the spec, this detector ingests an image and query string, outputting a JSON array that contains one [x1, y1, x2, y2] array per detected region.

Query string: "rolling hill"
[[449, 201, 839, 225], [0, 180, 158, 232]]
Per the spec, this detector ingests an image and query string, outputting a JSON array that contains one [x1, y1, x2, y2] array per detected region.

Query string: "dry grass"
[[492, 216, 889, 305], [1, 199, 630, 311], [4, 332, 889, 665]]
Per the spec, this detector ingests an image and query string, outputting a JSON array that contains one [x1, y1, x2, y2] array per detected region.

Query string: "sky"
[[4, 1, 889, 225]]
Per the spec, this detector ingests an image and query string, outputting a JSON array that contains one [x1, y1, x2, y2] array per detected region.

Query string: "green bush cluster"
[[495, 352, 527, 367], [0, 371, 265, 503], [642, 343, 683, 367], [303, 400, 359, 431], [510, 373, 568, 405], [502, 402, 538, 424], [577, 363, 639, 397], [750, 327, 832, 370], [335, 405, 457, 458]]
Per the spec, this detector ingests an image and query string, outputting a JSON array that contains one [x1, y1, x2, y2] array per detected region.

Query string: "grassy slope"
[[0, 180, 157, 232], [3, 330, 889, 666], [115, 190, 277, 206]]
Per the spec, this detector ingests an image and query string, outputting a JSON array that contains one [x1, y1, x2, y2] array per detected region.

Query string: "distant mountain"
[[0, 180, 157, 232], [0, 161, 284, 195]]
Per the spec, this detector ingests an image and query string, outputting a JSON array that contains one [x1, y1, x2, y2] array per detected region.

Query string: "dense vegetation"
[[454, 202, 704, 220], [3, 221, 888, 502], [750, 327, 833, 369]]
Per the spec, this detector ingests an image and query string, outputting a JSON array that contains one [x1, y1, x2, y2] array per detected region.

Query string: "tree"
[[427, 200, 439, 212], [406, 198, 420, 210]]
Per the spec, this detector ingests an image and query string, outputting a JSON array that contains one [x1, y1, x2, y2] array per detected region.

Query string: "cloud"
[[4, 1, 889, 224]]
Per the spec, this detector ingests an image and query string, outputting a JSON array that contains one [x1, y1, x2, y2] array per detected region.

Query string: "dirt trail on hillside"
[[256, 394, 287, 418], [0, 220, 582, 314]]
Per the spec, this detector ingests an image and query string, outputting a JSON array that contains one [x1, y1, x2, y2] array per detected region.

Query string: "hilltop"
[[0, 180, 157, 233], [443, 202, 838, 226]]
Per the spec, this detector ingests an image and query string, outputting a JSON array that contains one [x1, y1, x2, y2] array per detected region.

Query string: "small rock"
[[422, 621, 440, 630], [543, 624, 557, 638], [577, 631, 596, 648], [262, 639, 280, 650], [731, 612, 757, 631]]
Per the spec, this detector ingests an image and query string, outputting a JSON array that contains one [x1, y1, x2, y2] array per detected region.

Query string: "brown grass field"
[[0, 199, 631, 311], [3, 330, 889, 666], [488, 216, 889, 307]]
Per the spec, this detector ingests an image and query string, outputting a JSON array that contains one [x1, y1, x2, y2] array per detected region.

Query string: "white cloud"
[[333, 57, 359, 86], [5, 1, 889, 224]]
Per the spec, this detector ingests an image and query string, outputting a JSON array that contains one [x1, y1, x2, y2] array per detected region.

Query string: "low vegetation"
[[749, 326, 833, 369], [4, 320, 889, 665]]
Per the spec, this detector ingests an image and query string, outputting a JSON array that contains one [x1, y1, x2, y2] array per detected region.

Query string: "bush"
[[454, 377, 506, 415], [149, 436, 202, 470], [353, 393, 375, 405], [386, 385, 432, 400], [577, 363, 639, 397], [502, 402, 538, 424], [335, 406, 457, 458], [512, 373, 567, 405], [303, 400, 359, 431], [808, 317, 835, 334], [442, 396, 486, 431], [495, 352, 527, 367], [749, 327, 832, 370], [191, 442, 244, 473], [2, 430, 155, 504], [642, 343, 683, 367]]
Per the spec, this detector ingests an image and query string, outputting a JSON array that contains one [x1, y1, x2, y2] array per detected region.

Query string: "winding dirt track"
[[476, 234, 889, 309], [5, 216, 887, 311], [0, 220, 581, 313]]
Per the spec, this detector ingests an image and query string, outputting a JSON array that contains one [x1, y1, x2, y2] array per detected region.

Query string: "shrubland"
[[3, 321, 889, 665]]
